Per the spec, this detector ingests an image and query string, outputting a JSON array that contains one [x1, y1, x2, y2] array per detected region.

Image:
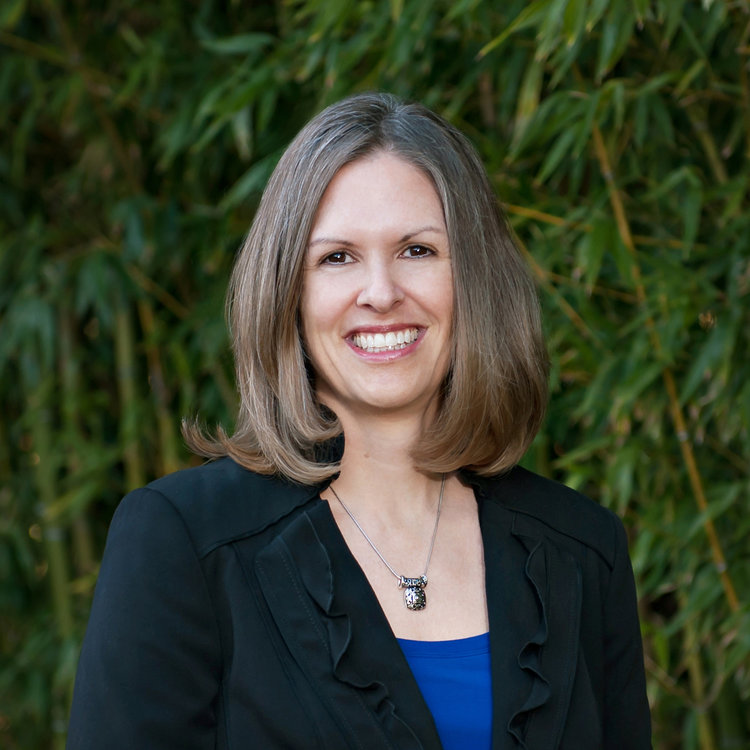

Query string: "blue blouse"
[[397, 632, 492, 749]]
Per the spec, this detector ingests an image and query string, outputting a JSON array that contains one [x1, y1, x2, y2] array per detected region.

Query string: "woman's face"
[[300, 152, 454, 421]]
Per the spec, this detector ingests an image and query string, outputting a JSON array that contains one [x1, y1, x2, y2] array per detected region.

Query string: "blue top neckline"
[[397, 631, 490, 658]]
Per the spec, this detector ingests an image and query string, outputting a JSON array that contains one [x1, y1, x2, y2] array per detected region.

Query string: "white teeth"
[[352, 328, 418, 353]]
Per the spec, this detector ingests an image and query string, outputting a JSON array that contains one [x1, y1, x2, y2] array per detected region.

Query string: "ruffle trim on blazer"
[[508, 535, 552, 746], [255, 508, 430, 750], [507, 517, 583, 749]]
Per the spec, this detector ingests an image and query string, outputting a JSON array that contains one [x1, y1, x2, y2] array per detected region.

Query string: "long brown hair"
[[184, 92, 548, 483]]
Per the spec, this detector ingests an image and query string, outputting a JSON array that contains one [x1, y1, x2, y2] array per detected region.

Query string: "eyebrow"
[[308, 225, 446, 248]]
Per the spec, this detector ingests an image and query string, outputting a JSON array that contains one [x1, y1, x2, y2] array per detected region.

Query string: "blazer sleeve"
[[602, 515, 652, 748], [67, 487, 221, 749]]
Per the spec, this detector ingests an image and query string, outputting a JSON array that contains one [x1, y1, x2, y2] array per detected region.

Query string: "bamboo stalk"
[[28, 381, 75, 749], [591, 123, 740, 613], [0, 28, 112, 84], [740, 60, 750, 160], [93, 237, 190, 319], [682, 612, 718, 750], [0, 412, 9, 481], [211, 362, 239, 417], [703, 435, 749, 475], [126, 262, 190, 319], [28, 382, 74, 640], [542, 269, 637, 303], [504, 202, 587, 229], [714, 679, 747, 747], [643, 653, 694, 703], [70, 517, 96, 577], [513, 234, 602, 347], [115, 306, 145, 491], [503, 203, 706, 251], [684, 106, 729, 186], [137, 301, 181, 476], [738, 15, 750, 160], [59, 315, 96, 575], [478, 71, 496, 128]]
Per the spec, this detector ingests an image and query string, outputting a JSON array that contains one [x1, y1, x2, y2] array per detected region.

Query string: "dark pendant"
[[400, 575, 428, 611]]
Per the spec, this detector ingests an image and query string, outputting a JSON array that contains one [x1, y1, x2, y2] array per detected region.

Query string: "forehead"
[[311, 152, 446, 237]]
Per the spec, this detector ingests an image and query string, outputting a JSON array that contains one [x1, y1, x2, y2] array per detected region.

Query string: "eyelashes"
[[320, 245, 435, 265], [401, 245, 433, 259], [321, 251, 351, 265]]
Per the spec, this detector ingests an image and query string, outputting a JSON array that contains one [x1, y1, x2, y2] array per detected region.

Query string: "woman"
[[67, 93, 651, 749]]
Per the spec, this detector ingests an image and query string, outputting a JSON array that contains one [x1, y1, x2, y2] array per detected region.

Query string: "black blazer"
[[67, 457, 651, 749]]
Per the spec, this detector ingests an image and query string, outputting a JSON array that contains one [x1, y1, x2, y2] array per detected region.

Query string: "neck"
[[327, 410, 442, 521]]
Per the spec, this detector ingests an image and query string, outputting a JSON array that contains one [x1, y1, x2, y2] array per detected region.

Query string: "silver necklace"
[[329, 475, 445, 612]]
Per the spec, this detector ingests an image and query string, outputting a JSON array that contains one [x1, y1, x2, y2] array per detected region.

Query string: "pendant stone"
[[400, 575, 428, 611]]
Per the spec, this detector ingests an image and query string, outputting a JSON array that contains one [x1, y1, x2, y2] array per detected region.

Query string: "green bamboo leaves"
[[1, 0, 749, 747]]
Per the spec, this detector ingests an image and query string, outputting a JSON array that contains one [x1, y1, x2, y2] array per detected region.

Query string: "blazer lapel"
[[255, 501, 442, 750], [478, 481, 583, 750]]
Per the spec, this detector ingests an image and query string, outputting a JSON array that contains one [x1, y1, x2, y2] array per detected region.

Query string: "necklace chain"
[[329, 475, 446, 611]]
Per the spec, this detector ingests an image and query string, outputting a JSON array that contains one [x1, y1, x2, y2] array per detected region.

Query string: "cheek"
[[298, 282, 338, 369], [427, 268, 454, 323], [298, 284, 321, 366], [300, 275, 350, 334], [299, 275, 323, 334]]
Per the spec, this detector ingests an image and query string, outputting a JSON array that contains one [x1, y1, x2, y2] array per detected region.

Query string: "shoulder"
[[470, 465, 624, 567], [116, 458, 321, 558]]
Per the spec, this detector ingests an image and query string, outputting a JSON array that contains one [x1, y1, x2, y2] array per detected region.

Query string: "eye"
[[322, 251, 352, 265], [402, 245, 433, 259]]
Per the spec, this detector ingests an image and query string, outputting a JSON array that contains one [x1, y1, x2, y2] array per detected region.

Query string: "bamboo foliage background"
[[1, 1, 749, 747]]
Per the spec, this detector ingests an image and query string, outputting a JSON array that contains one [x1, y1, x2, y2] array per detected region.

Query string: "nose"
[[356, 259, 404, 312]]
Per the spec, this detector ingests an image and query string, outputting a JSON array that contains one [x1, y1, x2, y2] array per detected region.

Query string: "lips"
[[350, 327, 419, 353]]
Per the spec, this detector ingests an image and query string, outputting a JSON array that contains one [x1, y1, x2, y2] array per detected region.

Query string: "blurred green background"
[[1, 1, 749, 747]]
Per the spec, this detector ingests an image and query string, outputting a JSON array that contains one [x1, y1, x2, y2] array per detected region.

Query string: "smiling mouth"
[[350, 328, 419, 353]]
